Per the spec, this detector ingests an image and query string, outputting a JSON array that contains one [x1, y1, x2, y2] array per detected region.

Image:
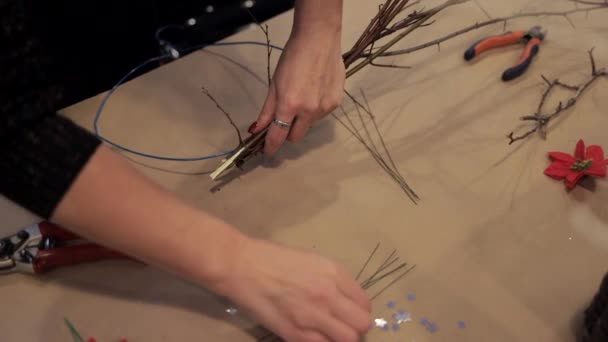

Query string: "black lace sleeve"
[[0, 0, 101, 218]]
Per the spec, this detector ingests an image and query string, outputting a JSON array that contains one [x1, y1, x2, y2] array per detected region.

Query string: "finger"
[[330, 294, 371, 334], [336, 268, 372, 313], [287, 115, 313, 142], [264, 108, 296, 156], [294, 330, 329, 342], [245, 297, 299, 342], [255, 84, 278, 133], [312, 311, 359, 342], [288, 298, 358, 342]]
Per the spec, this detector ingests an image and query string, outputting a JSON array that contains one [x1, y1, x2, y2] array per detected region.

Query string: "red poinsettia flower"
[[544, 139, 608, 188]]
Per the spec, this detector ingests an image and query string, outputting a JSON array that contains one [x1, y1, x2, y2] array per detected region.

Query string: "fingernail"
[[248, 121, 258, 134]]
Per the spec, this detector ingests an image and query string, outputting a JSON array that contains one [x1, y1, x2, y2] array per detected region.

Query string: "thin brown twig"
[[246, 10, 273, 86], [332, 111, 405, 187], [333, 105, 418, 202], [361, 257, 400, 288], [473, 0, 492, 20], [370, 264, 417, 301], [358, 90, 419, 199], [589, 47, 598, 75], [507, 49, 607, 144], [331, 110, 400, 185], [356, 244, 415, 293], [262, 24, 272, 86], [356, 242, 380, 281], [343, 91, 404, 176], [353, 95, 382, 157], [565, 14, 577, 28], [370, 60, 412, 69], [343, 90, 419, 199], [571, 0, 608, 5], [541, 74, 580, 91], [363, 262, 409, 289], [360, 249, 397, 287], [201, 87, 243, 145]]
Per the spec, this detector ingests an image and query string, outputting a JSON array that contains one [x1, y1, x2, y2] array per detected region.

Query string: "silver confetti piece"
[[393, 310, 412, 324], [374, 318, 389, 329]]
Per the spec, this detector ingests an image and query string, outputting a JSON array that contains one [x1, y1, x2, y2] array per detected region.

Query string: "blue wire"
[[94, 40, 284, 162]]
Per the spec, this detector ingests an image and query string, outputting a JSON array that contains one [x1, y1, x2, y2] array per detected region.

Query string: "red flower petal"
[[586, 145, 606, 163], [585, 162, 607, 177], [566, 171, 584, 188], [575, 139, 586, 160], [548, 152, 575, 163], [544, 162, 572, 179]]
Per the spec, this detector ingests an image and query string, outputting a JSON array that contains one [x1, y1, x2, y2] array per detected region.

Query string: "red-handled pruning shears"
[[464, 26, 546, 81], [0, 221, 131, 274]]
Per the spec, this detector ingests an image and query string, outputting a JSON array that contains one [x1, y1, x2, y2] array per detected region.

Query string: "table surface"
[[2, 0, 608, 341]]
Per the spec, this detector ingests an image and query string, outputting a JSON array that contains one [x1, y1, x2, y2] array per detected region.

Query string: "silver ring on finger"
[[272, 118, 292, 130]]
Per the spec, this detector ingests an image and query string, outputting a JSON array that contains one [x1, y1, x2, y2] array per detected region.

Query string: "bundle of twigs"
[[342, 0, 468, 76], [355, 243, 417, 301]]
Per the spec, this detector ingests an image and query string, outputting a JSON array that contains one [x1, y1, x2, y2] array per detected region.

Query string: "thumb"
[[254, 84, 277, 133]]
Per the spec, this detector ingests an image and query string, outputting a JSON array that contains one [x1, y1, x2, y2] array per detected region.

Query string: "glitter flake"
[[393, 310, 412, 324], [374, 318, 389, 329], [427, 322, 439, 333]]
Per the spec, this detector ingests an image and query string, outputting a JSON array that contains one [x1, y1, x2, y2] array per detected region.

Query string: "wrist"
[[292, 0, 343, 36], [176, 211, 250, 294]]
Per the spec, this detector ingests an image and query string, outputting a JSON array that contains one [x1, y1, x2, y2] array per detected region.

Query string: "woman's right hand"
[[214, 237, 372, 342]]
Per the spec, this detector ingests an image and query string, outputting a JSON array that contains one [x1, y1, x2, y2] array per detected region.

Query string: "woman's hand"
[[252, 0, 345, 156], [214, 238, 371, 342]]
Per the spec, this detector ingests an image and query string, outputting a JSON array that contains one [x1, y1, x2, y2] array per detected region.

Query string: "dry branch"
[[201, 87, 243, 145], [247, 10, 273, 85], [261, 24, 272, 86], [343, 0, 469, 76], [363, 1, 608, 57], [332, 92, 419, 203], [571, 0, 608, 5], [507, 49, 607, 144]]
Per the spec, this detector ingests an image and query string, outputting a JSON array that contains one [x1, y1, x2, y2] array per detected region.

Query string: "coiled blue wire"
[[93, 40, 284, 161]]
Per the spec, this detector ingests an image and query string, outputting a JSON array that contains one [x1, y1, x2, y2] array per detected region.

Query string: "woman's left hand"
[[252, 22, 345, 156]]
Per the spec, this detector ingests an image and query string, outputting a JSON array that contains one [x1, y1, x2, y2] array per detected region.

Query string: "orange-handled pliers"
[[464, 26, 546, 81]]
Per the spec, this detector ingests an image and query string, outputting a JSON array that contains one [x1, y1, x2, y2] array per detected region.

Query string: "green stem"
[[64, 318, 86, 342]]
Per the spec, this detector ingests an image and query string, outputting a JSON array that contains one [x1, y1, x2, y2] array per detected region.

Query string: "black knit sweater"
[[0, 0, 292, 218]]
